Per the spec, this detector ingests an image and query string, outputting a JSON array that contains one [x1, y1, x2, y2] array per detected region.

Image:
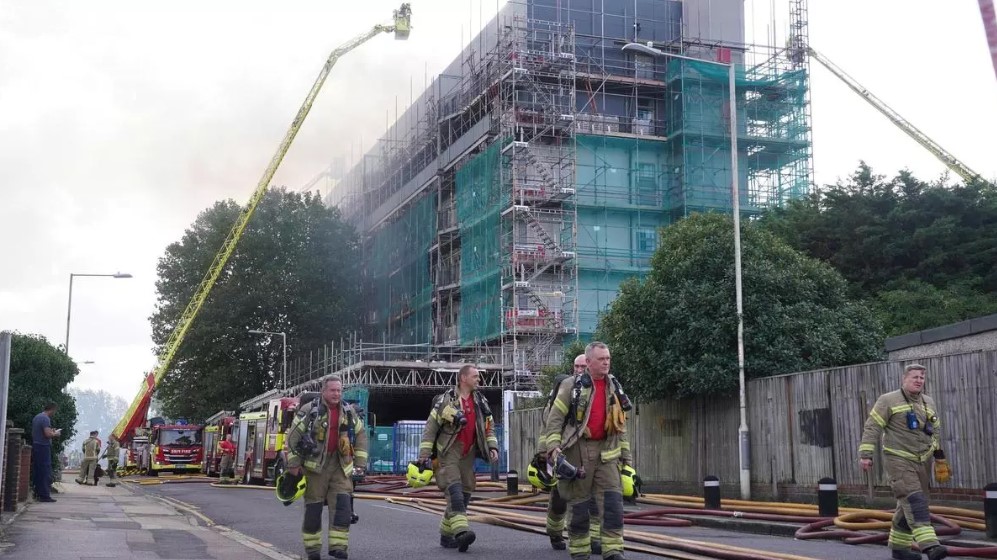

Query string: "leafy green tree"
[[536, 340, 586, 398], [873, 280, 997, 336], [7, 333, 79, 462], [597, 213, 883, 400], [151, 189, 360, 420], [760, 164, 997, 335]]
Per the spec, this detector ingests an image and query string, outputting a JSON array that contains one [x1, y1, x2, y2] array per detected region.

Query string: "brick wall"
[[17, 446, 31, 502], [2, 427, 26, 512]]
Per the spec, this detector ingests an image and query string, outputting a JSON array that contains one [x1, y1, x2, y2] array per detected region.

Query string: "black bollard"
[[703, 475, 721, 510], [507, 469, 519, 496], [817, 477, 839, 517], [985, 482, 997, 539]]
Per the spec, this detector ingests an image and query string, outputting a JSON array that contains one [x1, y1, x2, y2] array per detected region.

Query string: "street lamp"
[[65, 272, 133, 355], [248, 329, 287, 390], [623, 42, 751, 499]]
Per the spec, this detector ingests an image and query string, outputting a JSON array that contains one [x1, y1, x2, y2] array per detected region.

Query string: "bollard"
[[703, 475, 721, 510], [986, 482, 997, 539], [817, 477, 839, 517], [507, 470, 519, 496]]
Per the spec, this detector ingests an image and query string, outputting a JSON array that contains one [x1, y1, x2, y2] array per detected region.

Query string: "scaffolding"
[[322, 0, 813, 389]]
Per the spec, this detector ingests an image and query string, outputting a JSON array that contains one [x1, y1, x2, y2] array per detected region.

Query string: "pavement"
[[0, 480, 294, 560]]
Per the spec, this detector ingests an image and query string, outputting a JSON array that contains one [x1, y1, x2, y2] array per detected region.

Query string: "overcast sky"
[[2, 1, 994, 404]]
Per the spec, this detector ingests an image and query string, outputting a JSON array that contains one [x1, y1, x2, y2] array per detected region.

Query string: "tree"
[[597, 213, 883, 400], [760, 165, 997, 335], [536, 340, 587, 397], [150, 189, 360, 420], [7, 333, 79, 462]]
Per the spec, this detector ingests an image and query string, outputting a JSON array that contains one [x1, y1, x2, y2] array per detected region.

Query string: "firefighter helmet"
[[527, 456, 556, 490], [275, 471, 306, 505], [407, 460, 434, 488], [620, 464, 639, 498]]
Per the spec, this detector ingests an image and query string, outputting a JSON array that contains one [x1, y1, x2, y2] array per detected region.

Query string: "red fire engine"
[[202, 410, 236, 477]]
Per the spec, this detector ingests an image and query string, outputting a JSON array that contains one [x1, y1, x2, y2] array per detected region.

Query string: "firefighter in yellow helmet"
[[545, 342, 632, 560], [537, 354, 602, 552], [418, 365, 498, 551], [859, 364, 949, 560], [286, 375, 369, 560]]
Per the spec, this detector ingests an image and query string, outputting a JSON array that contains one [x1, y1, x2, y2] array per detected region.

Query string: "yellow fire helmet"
[[407, 460, 434, 488], [527, 456, 556, 490], [620, 464, 639, 498], [275, 471, 306, 506]]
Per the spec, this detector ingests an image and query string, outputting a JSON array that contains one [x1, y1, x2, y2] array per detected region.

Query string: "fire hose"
[[157, 471, 997, 558]]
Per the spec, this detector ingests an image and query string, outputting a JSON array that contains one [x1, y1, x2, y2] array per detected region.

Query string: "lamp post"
[[623, 42, 750, 499], [248, 329, 287, 390], [65, 272, 133, 355]]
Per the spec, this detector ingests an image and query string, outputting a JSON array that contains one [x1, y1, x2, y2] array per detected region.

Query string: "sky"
[[1, 0, 995, 404]]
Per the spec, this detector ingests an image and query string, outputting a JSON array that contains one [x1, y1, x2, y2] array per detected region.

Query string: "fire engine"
[[202, 410, 236, 476], [148, 419, 203, 475], [235, 390, 300, 485]]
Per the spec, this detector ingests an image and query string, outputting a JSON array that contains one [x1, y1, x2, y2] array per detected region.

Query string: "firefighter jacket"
[[537, 376, 574, 456], [104, 440, 120, 462], [859, 388, 940, 464], [82, 436, 101, 460], [419, 389, 498, 461], [543, 372, 632, 465], [286, 400, 369, 477]]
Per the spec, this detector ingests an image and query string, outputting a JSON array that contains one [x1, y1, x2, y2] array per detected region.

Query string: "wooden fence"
[[508, 350, 997, 500]]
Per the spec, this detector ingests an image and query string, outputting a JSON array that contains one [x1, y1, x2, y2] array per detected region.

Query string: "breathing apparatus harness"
[[431, 387, 493, 461], [566, 372, 632, 427], [293, 393, 358, 459]]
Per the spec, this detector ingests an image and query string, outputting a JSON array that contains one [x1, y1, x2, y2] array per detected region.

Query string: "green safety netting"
[[665, 58, 810, 214], [456, 142, 505, 345], [367, 194, 435, 344]]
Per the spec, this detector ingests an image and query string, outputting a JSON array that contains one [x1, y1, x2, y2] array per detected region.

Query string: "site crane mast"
[[112, 4, 413, 444], [807, 46, 982, 184]]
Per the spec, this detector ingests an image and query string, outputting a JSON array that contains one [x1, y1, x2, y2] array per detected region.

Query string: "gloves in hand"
[[933, 458, 951, 484]]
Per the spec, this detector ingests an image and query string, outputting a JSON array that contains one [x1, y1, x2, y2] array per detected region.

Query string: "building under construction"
[[325, 0, 813, 388]]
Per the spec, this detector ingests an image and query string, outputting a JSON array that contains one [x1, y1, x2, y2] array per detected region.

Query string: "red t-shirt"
[[326, 406, 341, 453], [219, 440, 235, 457], [586, 377, 607, 441], [455, 395, 477, 456]]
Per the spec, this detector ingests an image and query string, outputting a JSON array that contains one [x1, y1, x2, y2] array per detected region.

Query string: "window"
[[636, 228, 657, 254], [635, 163, 659, 205], [634, 53, 654, 80]]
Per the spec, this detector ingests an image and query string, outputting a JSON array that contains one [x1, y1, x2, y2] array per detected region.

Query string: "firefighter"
[[859, 363, 950, 560], [286, 375, 369, 560], [76, 431, 101, 485], [537, 354, 602, 552], [418, 365, 499, 552], [218, 434, 236, 483], [102, 435, 120, 487], [545, 342, 632, 560]]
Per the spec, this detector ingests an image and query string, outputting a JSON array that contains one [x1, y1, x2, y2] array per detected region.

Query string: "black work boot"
[[591, 540, 602, 555], [454, 530, 476, 552], [891, 550, 921, 560], [604, 554, 625, 560], [328, 549, 348, 560], [440, 535, 457, 549], [307, 552, 321, 560], [549, 535, 566, 550], [924, 546, 948, 560]]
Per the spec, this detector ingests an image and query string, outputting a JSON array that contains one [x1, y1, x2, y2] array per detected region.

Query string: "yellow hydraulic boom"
[[807, 46, 982, 184], [113, 4, 412, 441]]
